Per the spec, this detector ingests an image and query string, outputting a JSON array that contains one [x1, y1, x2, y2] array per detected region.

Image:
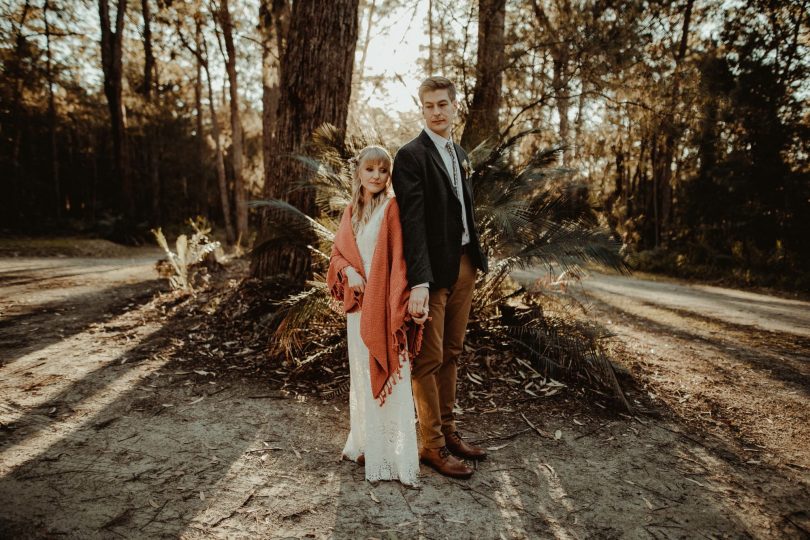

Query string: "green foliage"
[[152, 218, 221, 294], [253, 124, 630, 406]]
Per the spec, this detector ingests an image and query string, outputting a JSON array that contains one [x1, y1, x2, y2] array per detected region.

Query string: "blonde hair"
[[350, 145, 393, 234], [418, 76, 457, 103]]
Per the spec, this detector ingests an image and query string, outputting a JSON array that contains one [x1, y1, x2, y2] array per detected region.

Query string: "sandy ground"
[[1, 256, 808, 539]]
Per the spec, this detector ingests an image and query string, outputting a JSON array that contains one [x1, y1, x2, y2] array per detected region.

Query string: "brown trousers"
[[412, 253, 476, 449]]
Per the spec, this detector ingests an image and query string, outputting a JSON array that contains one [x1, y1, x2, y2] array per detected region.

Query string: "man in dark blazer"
[[392, 76, 489, 479]]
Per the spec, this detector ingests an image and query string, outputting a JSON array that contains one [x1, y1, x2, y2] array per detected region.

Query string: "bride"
[[327, 145, 427, 486]]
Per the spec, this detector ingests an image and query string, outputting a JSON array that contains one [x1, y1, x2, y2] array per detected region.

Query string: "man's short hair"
[[418, 76, 457, 103]]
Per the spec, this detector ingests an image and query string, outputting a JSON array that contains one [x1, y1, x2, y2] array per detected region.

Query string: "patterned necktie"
[[445, 140, 460, 195]]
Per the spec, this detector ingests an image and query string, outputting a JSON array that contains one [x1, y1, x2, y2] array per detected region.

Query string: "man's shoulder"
[[395, 132, 427, 159]]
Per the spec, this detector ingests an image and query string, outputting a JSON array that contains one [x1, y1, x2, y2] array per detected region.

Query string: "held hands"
[[346, 266, 429, 324], [409, 286, 430, 325], [344, 266, 365, 294]]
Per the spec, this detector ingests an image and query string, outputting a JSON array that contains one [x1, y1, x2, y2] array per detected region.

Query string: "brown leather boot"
[[420, 447, 474, 479], [446, 431, 487, 461]]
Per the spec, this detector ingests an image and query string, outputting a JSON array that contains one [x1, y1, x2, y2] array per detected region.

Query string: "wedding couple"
[[327, 76, 488, 486]]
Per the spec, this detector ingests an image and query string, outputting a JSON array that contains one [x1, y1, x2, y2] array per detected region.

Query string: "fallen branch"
[[521, 412, 552, 438]]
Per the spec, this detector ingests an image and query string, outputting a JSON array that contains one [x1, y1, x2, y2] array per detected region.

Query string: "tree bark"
[[218, 0, 248, 243], [252, 0, 360, 283], [141, 0, 154, 98], [98, 0, 132, 218], [259, 0, 289, 209], [460, 0, 505, 151]]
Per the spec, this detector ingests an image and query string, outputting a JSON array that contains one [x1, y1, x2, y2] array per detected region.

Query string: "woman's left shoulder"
[[384, 196, 400, 216]]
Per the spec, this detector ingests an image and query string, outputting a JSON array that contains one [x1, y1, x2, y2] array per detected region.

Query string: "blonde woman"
[[327, 145, 426, 486]]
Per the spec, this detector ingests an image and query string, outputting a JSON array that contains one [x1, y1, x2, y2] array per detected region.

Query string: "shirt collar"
[[424, 126, 453, 149]]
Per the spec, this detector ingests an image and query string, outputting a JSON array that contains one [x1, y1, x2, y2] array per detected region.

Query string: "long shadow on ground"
[[2, 288, 808, 537], [0, 279, 165, 367]]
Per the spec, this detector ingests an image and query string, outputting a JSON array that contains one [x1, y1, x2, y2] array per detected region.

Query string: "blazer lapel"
[[419, 130, 459, 200]]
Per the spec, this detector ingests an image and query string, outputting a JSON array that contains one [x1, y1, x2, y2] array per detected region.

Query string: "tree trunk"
[[531, 0, 570, 165], [427, 0, 434, 74], [141, 0, 161, 224], [574, 85, 586, 161], [202, 38, 236, 245], [552, 49, 571, 165], [259, 0, 289, 207], [349, 0, 375, 124], [656, 0, 694, 247], [460, 0, 505, 151], [44, 0, 60, 219], [9, 0, 32, 221], [141, 0, 154, 98], [98, 0, 132, 218], [194, 16, 206, 216], [252, 0, 360, 283], [356, 0, 375, 87], [218, 0, 248, 244]]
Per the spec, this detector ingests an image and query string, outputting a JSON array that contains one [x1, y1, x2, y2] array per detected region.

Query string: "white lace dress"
[[341, 198, 420, 486]]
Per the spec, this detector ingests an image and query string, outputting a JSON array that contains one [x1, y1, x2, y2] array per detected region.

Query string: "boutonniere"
[[462, 159, 473, 178]]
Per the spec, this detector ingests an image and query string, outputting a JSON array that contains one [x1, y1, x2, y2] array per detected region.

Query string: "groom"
[[392, 76, 489, 479]]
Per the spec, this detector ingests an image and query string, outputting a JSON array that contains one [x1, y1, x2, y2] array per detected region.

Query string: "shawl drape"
[[326, 198, 423, 405]]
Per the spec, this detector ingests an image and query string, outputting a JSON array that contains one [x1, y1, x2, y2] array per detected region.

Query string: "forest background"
[[1, 0, 808, 292]]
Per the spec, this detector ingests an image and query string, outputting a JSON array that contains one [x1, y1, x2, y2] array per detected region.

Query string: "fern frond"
[[249, 199, 335, 254], [505, 321, 629, 410]]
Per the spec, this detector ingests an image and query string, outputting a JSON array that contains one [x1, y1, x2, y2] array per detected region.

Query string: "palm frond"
[[249, 199, 335, 257], [266, 280, 342, 359], [505, 319, 630, 410]]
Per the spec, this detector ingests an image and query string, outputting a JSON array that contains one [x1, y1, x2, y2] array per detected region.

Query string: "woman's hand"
[[344, 267, 365, 294]]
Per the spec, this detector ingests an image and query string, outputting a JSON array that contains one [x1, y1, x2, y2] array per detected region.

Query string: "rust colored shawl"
[[326, 198, 423, 405]]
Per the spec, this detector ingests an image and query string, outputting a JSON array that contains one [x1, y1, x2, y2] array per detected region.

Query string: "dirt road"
[[581, 272, 809, 470], [1, 257, 808, 538]]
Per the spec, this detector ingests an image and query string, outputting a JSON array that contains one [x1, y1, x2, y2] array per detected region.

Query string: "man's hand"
[[409, 286, 429, 324], [412, 310, 429, 325], [344, 267, 365, 294]]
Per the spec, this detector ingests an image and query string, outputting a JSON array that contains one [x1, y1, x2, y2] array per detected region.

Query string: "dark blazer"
[[392, 129, 488, 289]]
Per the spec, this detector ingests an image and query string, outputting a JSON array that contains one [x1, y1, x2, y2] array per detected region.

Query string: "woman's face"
[[358, 159, 390, 198]]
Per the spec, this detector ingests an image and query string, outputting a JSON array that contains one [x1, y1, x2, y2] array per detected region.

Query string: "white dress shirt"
[[424, 127, 471, 246]]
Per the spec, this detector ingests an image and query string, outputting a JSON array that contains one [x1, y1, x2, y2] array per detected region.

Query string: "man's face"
[[420, 88, 456, 138]]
